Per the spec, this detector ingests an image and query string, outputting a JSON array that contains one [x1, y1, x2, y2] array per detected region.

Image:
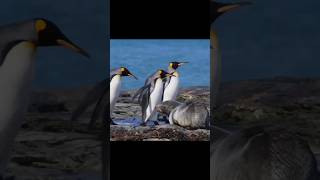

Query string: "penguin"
[[110, 67, 138, 114], [133, 69, 174, 123], [70, 67, 136, 180], [162, 61, 188, 102], [156, 100, 210, 129], [71, 67, 137, 128], [210, 0, 251, 108], [210, 1, 252, 24], [0, 18, 89, 176], [212, 126, 320, 180], [210, 0, 251, 150]]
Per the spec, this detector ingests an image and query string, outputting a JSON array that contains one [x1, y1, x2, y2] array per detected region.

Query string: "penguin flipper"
[[141, 88, 150, 121], [71, 78, 109, 125], [132, 85, 148, 102], [132, 74, 155, 102]]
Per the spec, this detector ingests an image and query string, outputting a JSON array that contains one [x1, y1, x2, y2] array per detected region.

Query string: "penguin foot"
[[159, 116, 170, 124]]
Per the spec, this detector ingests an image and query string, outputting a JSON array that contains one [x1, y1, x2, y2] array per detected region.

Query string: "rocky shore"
[[5, 77, 320, 178], [214, 77, 320, 146], [111, 87, 210, 141], [213, 77, 320, 170], [3, 85, 209, 179]]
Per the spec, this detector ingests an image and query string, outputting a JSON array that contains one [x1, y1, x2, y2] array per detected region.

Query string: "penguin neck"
[[211, 29, 221, 108], [168, 67, 179, 77], [168, 67, 176, 73]]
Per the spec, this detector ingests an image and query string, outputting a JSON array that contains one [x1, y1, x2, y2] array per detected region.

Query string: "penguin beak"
[[218, 1, 252, 14], [178, 62, 189, 66], [166, 73, 176, 77], [128, 73, 138, 80], [56, 39, 90, 58]]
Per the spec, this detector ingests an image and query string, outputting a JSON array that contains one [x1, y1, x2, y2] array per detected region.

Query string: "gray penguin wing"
[[71, 78, 109, 124], [143, 72, 155, 85], [132, 83, 152, 120], [132, 70, 158, 102], [140, 86, 150, 120], [133, 83, 157, 120], [132, 71, 159, 120]]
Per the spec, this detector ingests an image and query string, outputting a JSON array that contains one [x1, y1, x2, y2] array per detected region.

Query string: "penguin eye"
[[35, 19, 47, 32]]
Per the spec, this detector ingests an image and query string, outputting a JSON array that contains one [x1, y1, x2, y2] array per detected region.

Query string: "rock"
[[4, 112, 102, 179], [3, 85, 210, 178], [110, 124, 209, 141], [111, 87, 210, 140], [7, 76, 320, 177], [213, 77, 320, 171]]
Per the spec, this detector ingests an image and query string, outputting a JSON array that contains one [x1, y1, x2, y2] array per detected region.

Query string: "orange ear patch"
[[35, 19, 47, 32]]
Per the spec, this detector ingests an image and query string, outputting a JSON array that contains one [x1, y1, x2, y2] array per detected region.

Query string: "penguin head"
[[211, 1, 252, 23], [169, 61, 188, 70], [158, 69, 175, 79], [34, 18, 90, 58], [119, 67, 138, 79]]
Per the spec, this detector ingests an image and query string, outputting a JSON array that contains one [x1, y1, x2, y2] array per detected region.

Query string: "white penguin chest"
[[150, 78, 164, 107], [145, 78, 164, 121], [110, 75, 122, 110], [163, 75, 179, 101], [0, 41, 36, 130]]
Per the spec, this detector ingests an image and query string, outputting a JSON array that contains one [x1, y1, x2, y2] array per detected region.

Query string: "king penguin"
[[162, 61, 188, 102], [156, 100, 210, 129], [110, 67, 138, 114], [133, 69, 174, 123], [71, 67, 137, 128], [0, 18, 89, 176], [210, 1, 251, 177], [210, 0, 251, 108]]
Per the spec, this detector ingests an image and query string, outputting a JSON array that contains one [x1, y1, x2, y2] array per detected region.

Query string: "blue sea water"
[[111, 40, 210, 90]]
